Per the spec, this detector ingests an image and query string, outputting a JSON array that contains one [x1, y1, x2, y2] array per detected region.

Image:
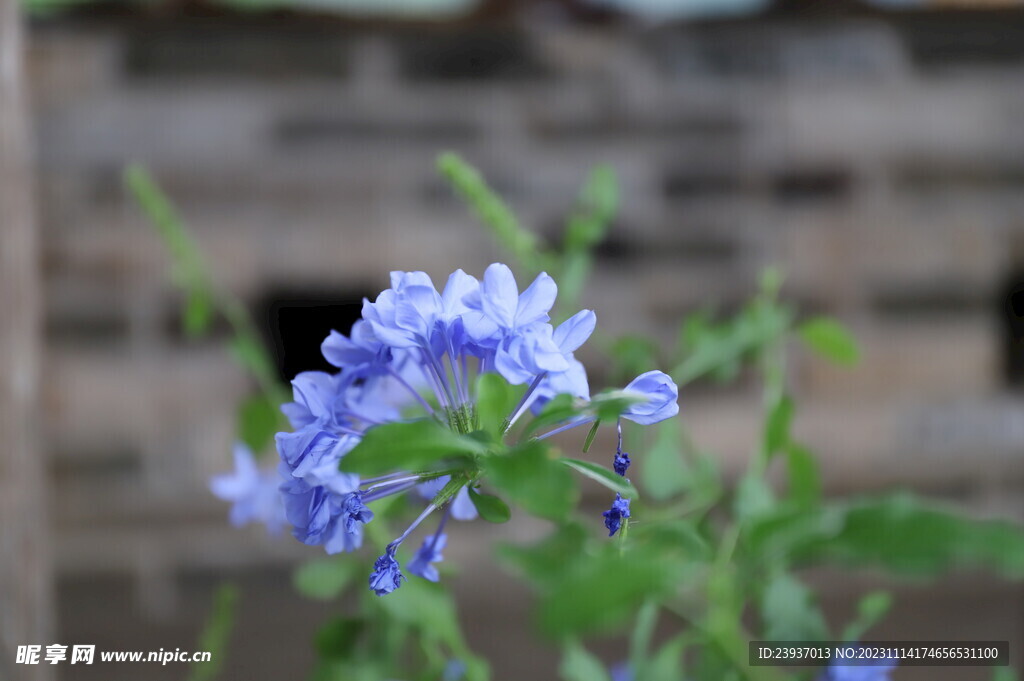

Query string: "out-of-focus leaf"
[[315, 617, 366, 660], [763, 395, 794, 460], [437, 152, 551, 275], [560, 640, 612, 681], [187, 582, 238, 681], [485, 441, 577, 520], [475, 373, 522, 439], [734, 474, 775, 522], [467, 487, 511, 524], [538, 547, 687, 636], [184, 289, 214, 337], [564, 165, 617, 251], [523, 394, 583, 438], [795, 495, 1024, 577], [760, 571, 829, 641], [642, 419, 688, 502], [561, 458, 637, 497], [798, 317, 859, 366], [341, 420, 485, 476], [992, 667, 1020, 681], [841, 591, 892, 642], [642, 633, 690, 681], [785, 443, 821, 508], [609, 335, 660, 385], [497, 523, 588, 590], [236, 394, 279, 454], [293, 558, 360, 601]]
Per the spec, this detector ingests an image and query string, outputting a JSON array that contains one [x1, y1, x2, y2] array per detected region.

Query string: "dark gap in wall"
[[50, 447, 141, 483], [896, 13, 1024, 68], [274, 117, 479, 146], [771, 167, 852, 203], [46, 310, 130, 347], [871, 284, 985, 319], [396, 31, 548, 81], [1000, 270, 1024, 389], [662, 168, 742, 200], [123, 24, 351, 79], [530, 114, 742, 142], [896, 163, 1024, 193], [256, 285, 373, 383]]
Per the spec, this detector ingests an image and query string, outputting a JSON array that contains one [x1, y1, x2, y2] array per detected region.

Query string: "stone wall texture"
[[25, 7, 1024, 680]]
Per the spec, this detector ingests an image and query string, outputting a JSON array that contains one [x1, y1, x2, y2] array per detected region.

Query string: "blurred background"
[[5, 0, 1024, 678]]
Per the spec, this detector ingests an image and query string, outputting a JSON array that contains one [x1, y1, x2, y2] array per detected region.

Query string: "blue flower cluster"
[[819, 651, 897, 681], [212, 264, 678, 595]]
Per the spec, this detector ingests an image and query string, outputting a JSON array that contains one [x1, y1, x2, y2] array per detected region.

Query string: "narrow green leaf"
[[467, 487, 511, 523], [523, 394, 584, 438], [786, 443, 821, 508], [340, 420, 485, 476], [582, 420, 600, 453], [560, 640, 612, 681], [798, 317, 859, 366], [184, 289, 214, 337], [187, 582, 239, 681], [643, 633, 690, 681], [485, 441, 577, 520], [561, 458, 637, 497], [734, 474, 775, 521], [763, 395, 794, 459]]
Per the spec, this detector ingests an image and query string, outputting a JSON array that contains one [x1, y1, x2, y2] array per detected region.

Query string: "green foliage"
[[187, 583, 239, 681], [340, 420, 486, 476], [236, 394, 280, 453], [841, 591, 892, 642], [760, 571, 829, 641], [560, 458, 637, 497], [640, 419, 688, 502], [559, 640, 612, 681], [474, 373, 523, 438], [467, 487, 511, 524], [484, 441, 578, 521], [293, 558, 360, 601], [798, 317, 860, 366]]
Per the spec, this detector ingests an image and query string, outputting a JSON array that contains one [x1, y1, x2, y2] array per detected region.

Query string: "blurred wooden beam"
[[0, 0, 52, 678]]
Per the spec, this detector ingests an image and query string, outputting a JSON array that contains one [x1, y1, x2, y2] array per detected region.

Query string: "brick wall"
[[26, 10, 1024, 679]]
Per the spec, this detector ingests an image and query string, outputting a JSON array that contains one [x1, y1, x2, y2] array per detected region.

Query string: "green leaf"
[[609, 334, 660, 384], [184, 289, 214, 337], [523, 394, 584, 438], [315, 617, 366, 660], [734, 474, 775, 522], [798, 317, 859, 366], [564, 165, 617, 252], [785, 443, 821, 508], [539, 547, 687, 636], [187, 582, 238, 681], [340, 420, 486, 476], [582, 420, 600, 453], [841, 591, 891, 642], [560, 641, 612, 681], [467, 487, 511, 523], [236, 394, 279, 454], [641, 419, 688, 502], [293, 558, 359, 601], [484, 441, 578, 521], [643, 633, 690, 681], [760, 571, 829, 641], [992, 667, 1020, 681], [795, 495, 1024, 577], [763, 395, 794, 459], [561, 458, 637, 497], [437, 152, 552, 275], [590, 390, 646, 421], [475, 373, 522, 438], [497, 523, 588, 590]]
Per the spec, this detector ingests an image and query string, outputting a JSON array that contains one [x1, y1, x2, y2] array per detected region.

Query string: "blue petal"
[[514, 272, 557, 327]]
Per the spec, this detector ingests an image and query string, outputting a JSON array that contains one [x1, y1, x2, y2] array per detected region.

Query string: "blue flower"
[[442, 659, 467, 681], [339, 492, 374, 533], [610, 662, 634, 681], [407, 532, 447, 582], [622, 370, 679, 425], [464, 263, 557, 342], [209, 443, 286, 534], [602, 494, 632, 536], [275, 427, 360, 495], [369, 548, 404, 596], [613, 450, 631, 477], [820, 651, 897, 681]]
